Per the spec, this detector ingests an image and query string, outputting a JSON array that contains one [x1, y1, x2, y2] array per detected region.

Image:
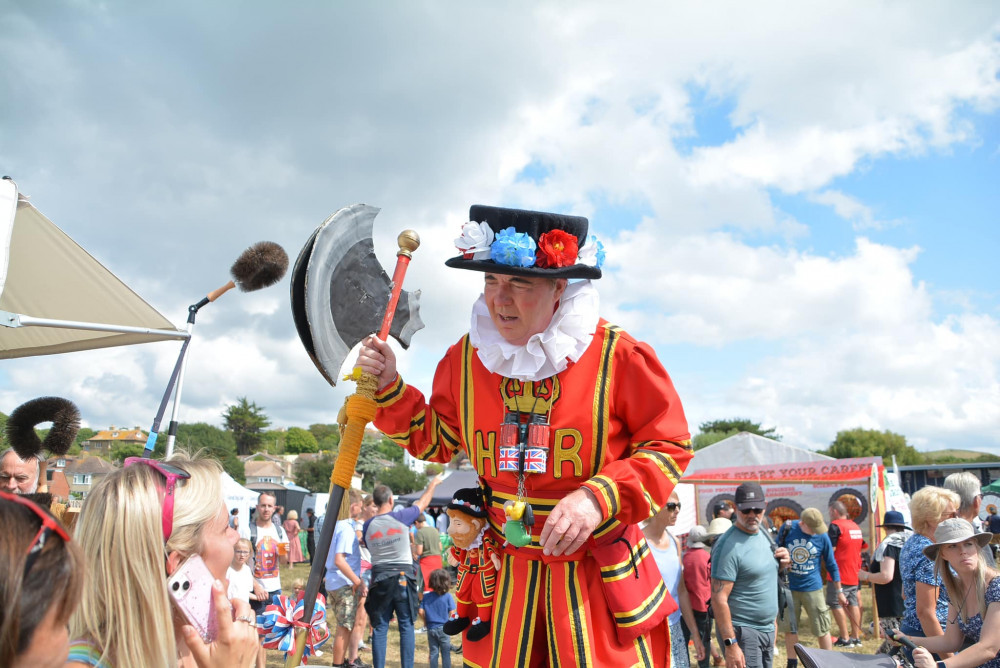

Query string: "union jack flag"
[[524, 447, 547, 474], [498, 446, 519, 472]]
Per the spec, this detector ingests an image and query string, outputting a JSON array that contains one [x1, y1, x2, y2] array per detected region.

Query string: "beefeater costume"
[[373, 205, 693, 667]]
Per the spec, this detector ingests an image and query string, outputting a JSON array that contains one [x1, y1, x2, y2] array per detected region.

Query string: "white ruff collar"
[[468, 280, 599, 381]]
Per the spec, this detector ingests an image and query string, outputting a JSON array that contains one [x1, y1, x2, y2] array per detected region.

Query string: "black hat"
[[734, 482, 766, 511], [445, 205, 604, 280], [447, 487, 488, 518], [877, 510, 911, 531]]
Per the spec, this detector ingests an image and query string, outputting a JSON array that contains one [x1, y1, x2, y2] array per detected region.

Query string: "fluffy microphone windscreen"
[[6, 397, 81, 458], [230, 241, 289, 292]]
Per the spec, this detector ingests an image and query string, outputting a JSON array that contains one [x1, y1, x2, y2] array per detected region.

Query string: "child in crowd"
[[420, 569, 457, 668], [227, 538, 254, 603], [291, 577, 306, 602]]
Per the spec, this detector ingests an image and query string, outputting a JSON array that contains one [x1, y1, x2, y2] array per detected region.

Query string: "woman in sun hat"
[[892, 517, 1000, 668]]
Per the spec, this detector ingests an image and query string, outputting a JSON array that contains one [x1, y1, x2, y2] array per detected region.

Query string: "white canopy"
[[0, 178, 185, 358], [685, 431, 833, 474], [223, 472, 261, 538]]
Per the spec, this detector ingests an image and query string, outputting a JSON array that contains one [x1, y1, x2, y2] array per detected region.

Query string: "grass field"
[[264, 562, 889, 667]]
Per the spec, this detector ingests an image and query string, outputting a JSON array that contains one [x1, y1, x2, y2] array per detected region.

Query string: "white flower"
[[577, 235, 605, 268], [455, 221, 495, 260]]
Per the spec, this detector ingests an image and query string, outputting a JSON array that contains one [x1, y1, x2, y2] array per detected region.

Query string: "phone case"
[[167, 554, 219, 643]]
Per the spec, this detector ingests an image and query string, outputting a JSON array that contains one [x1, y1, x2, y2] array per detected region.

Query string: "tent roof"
[[0, 179, 183, 358], [685, 432, 833, 475], [398, 469, 481, 507]]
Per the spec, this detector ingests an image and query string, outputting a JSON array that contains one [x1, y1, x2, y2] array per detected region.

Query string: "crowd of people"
[[6, 205, 1000, 668]]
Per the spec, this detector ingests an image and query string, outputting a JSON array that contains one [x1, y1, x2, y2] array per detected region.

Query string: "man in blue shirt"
[[776, 507, 848, 662], [711, 482, 790, 668], [326, 488, 365, 668]]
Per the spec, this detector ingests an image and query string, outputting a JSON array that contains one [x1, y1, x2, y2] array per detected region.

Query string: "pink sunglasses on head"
[[0, 490, 72, 575], [124, 457, 191, 541]]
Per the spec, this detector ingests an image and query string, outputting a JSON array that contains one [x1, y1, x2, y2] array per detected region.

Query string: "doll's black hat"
[[447, 487, 488, 518], [445, 205, 603, 280]]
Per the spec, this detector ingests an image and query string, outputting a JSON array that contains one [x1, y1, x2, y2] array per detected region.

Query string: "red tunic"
[[375, 320, 692, 668], [830, 518, 864, 586]]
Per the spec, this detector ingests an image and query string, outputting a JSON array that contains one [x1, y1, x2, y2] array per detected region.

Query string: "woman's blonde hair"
[[287, 509, 298, 521], [936, 550, 999, 624], [909, 486, 960, 537], [69, 452, 225, 667]]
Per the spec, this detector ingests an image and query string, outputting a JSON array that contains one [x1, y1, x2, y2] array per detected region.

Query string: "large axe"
[[285, 203, 423, 666]]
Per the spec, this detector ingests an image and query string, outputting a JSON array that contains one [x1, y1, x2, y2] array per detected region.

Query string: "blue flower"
[[490, 227, 537, 267]]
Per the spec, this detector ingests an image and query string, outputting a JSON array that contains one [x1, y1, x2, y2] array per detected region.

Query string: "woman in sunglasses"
[[643, 491, 706, 668], [67, 453, 259, 667], [0, 491, 83, 668]]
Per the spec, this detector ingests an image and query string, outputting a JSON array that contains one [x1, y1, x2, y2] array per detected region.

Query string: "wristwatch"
[[724, 637, 738, 647], [937, 662, 947, 668]]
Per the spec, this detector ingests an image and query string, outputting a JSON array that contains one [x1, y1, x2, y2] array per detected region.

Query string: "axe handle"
[[378, 252, 412, 340]]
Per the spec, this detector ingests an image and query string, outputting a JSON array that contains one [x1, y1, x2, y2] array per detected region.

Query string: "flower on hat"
[[490, 227, 537, 268], [535, 229, 579, 268], [455, 221, 495, 260], [577, 235, 605, 269]]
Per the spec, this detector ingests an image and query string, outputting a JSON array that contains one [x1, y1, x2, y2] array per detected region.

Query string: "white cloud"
[[1, 2, 998, 455]]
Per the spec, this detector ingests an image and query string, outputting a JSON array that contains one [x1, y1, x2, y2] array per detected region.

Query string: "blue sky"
[[1, 1, 998, 454]]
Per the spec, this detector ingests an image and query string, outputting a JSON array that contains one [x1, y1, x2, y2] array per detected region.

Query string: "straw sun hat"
[[922, 518, 993, 560]]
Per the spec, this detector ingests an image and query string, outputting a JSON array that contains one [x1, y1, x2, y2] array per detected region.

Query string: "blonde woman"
[[899, 486, 960, 656], [643, 491, 706, 668], [67, 454, 259, 667], [894, 518, 1000, 668], [283, 510, 304, 565]]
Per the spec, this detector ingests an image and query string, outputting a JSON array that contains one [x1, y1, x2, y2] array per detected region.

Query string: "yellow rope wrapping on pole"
[[284, 371, 377, 667]]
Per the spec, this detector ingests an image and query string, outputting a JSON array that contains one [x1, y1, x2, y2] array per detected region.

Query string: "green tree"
[[356, 438, 388, 492], [109, 442, 145, 463], [294, 453, 335, 493], [820, 428, 923, 465], [377, 464, 427, 495], [424, 462, 444, 476], [75, 427, 96, 446], [698, 418, 781, 441], [309, 423, 341, 444], [692, 431, 731, 450], [285, 427, 319, 454], [374, 434, 404, 463], [223, 397, 270, 456], [156, 422, 246, 483]]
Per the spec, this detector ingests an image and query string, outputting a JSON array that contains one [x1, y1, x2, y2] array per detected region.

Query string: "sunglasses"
[[666, 502, 682, 511], [739, 507, 765, 516], [124, 457, 191, 542], [0, 490, 71, 575]]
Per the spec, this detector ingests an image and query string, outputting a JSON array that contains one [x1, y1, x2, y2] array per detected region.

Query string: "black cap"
[[734, 482, 766, 511], [445, 205, 602, 280], [447, 487, 488, 518], [712, 501, 730, 516]]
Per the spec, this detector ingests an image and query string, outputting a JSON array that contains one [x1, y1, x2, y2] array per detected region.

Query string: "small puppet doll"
[[443, 486, 500, 642]]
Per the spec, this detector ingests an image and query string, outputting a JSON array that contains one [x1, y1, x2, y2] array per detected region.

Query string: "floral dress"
[[952, 576, 1000, 668]]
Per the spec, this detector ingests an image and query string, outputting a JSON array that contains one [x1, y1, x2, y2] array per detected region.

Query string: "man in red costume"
[[356, 205, 693, 667]]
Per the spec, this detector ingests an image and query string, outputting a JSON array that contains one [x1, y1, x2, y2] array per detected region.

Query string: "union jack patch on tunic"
[[498, 446, 519, 472], [524, 447, 547, 473]]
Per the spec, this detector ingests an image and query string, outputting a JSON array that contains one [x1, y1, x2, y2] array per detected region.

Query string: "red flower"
[[536, 229, 579, 268]]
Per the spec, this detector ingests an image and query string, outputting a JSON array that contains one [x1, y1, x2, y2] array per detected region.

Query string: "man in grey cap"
[[711, 482, 789, 668]]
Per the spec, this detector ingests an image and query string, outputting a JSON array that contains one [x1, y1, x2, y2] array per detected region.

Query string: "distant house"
[[82, 426, 147, 457], [242, 453, 294, 486], [57, 456, 115, 499]]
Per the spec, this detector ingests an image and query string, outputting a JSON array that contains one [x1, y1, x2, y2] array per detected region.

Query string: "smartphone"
[[167, 554, 218, 643]]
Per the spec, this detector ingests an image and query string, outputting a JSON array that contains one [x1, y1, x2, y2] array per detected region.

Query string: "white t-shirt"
[[251, 521, 287, 592], [227, 564, 254, 602]]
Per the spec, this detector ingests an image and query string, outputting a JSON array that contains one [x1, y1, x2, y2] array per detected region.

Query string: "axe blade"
[[291, 203, 424, 386]]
